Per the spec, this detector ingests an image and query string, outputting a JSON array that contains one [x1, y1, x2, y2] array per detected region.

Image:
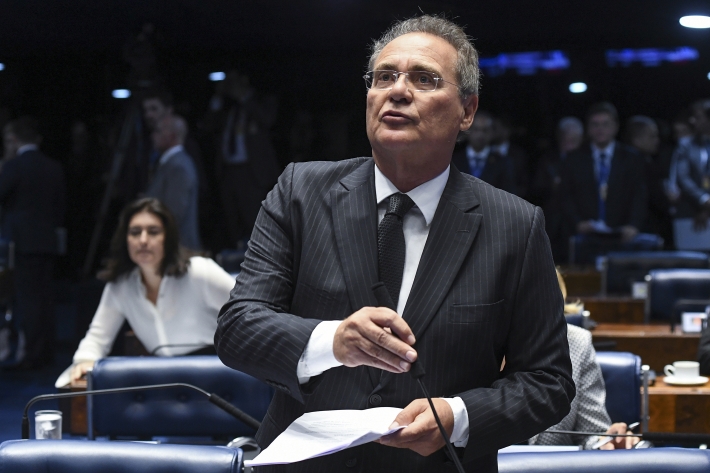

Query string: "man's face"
[[467, 116, 493, 152], [151, 120, 172, 152], [2, 129, 18, 160], [633, 126, 660, 155], [558, 129, 583, 154], [366, 33, 477, 175], [587, 113, 618, 148], [143, 98, 171, 129]]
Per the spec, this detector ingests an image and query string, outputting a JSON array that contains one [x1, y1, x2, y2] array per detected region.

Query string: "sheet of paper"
[[245, 407, 405, 467]]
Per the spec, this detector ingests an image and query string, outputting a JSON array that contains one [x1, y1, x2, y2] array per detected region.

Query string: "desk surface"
[[593, 323, 700, 339], [648, 377, 710, 433], [649, 377, 710, 395]]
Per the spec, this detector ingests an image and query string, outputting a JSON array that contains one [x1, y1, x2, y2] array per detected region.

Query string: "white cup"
[[35, 410, 62, 439], [663, 361, 700, 379]]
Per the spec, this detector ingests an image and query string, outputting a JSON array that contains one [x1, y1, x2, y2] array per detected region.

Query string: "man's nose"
[[389, 74, 412, 101]]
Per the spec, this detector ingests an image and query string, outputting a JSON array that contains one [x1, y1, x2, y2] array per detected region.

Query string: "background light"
[[707, 72, 710, 80], [112, 89, 131, 99], [569, 82, 587, 93], [0, 63, 4, 71], [209, 71, 226, 81], [679, 15, 710, 28]]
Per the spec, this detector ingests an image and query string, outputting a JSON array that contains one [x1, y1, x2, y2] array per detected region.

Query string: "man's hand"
[[620, 225, 639, 243], [333, 307, 417, 373], [599, 422, 640, 450], [377, 398, 454, 456]]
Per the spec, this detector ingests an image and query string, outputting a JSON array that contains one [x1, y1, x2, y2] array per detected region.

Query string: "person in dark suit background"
[[675, 99, 710, 230], [204, 69, 282, 247], [561, 102, 648, 243], [145, 114, 201, 250], [491, 115, 530, 198], [0, 117, 66, 370], [452, 110, 517, 195], [216, 15, 573, 472]]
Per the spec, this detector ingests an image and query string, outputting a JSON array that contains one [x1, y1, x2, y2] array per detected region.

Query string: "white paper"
[[245, 407, 405, 467]]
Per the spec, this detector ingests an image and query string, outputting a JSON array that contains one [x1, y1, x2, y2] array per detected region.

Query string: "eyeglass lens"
[[366, 70, 438, 91]]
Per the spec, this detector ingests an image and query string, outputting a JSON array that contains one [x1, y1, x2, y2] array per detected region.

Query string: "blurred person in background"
[[491, 115, 530, 198], [56, 197, 234, 387], [561, 102, 647, 243], [625, 116, 672, 247], [0, 116, 66, 370], [204, 69, 281, 248], [452, 110, 516, 194], [675, 99, 710, 230], [146, 114, 201, 250], [529, 117, 584, 263]]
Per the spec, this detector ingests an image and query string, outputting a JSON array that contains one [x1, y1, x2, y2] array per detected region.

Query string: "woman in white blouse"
[[55, 198, 235, 388]]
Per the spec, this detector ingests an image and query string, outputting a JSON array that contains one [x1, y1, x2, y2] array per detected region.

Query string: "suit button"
[[369, 394, 382, 406], [345, 457, 358, 468]]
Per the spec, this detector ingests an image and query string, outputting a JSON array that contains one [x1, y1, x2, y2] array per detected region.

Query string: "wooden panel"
[[581, 297, 645, 324], [591, 324, 699, 372], [648, 394, 676, 432], [559, 267, 602, 297], [647, 378, 710, 433]]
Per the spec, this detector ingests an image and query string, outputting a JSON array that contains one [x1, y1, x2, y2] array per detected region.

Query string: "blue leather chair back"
[[595, 351, 641, 424], [89, 356, 273, 439], [569, 234, 663, 265], [605, 251, 710, 294], [646, 269, 710, 322], [0, 440, 243, 473], [498, 448, 710, 472]]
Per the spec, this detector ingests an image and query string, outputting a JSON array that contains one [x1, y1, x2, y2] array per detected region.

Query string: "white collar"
[[592, 141, 615, 159], [374, 164, 449, 226], [17, 144, 38, 155], [159, 145, 184, 166], [466, 145, 490, 160]]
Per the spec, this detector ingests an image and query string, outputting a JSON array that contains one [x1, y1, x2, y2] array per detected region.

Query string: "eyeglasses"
[[363, 70, 459, 92]]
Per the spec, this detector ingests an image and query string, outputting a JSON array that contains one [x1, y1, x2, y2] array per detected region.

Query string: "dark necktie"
[[378, 193, 415, 308]]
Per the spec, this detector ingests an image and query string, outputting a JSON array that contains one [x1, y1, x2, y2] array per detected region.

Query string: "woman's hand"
[[600, 422, 640, 450], [69, 361, 95, 384]]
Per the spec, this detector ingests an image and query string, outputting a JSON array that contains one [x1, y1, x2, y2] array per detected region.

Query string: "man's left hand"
[[377, 398, 454, 456]]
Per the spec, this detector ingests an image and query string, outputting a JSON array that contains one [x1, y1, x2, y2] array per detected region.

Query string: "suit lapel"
[[330, 159, 380, 388], [377, 166, 482, 389]]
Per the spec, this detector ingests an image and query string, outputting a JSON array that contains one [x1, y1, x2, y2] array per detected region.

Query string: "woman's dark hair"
[[98, 197, 190, 282]]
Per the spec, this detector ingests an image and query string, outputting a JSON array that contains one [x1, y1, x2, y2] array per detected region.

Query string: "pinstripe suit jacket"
[[215, 157, 574, 472]]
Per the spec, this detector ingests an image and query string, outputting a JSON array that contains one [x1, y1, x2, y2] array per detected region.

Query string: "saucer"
[[663, 375, 709, 386]]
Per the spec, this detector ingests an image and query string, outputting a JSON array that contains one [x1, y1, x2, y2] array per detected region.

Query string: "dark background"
[[1, 0, 709, 168]]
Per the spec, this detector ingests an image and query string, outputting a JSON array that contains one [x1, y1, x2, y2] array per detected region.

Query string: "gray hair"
[[557, 116, 584, 136], [368, 15, 480, 99]]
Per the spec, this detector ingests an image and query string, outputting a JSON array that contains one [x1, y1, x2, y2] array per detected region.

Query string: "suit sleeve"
[[0, 159, 20, 204], [458, 207, 575, 462], [215, 163, 321, 403], [676, 145, 708, 207]]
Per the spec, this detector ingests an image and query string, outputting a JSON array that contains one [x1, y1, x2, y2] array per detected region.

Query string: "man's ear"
[[460, 95, 478, 131]]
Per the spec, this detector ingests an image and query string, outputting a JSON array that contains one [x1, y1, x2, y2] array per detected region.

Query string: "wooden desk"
[[581, 296, 645, 324], [59, 378, 87, 435], [591, 323, 699, 372], [559, 267, 602, 297], [648, 377, 710, 433]]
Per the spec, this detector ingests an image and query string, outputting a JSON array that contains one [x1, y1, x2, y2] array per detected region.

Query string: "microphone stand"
[[22, 382, 261, 440], [372, 283, 466, 473]]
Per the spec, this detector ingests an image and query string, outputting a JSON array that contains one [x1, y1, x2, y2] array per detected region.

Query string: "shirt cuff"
[[297, 320, 343, 384], [442, 396, 469, 447], [700, 194, 710, 205]]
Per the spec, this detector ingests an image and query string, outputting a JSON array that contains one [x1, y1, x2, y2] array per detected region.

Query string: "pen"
[[591, 422, 640, 449]]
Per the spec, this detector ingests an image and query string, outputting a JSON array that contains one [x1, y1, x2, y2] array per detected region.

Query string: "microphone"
[[372, 282, 465, 473], [22, 382, 261, 439]]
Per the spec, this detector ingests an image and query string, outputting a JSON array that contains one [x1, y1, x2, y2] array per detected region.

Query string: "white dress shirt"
[[591, 141, 615, 182], [296, 164, 470, 447], [159, 144, 185, 166], [16, 144, 39, 156], [55, 257, 235, 387], [466, 145, 490, 173]]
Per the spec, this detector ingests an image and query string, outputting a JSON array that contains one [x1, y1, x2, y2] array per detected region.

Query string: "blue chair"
[[568, 233, 663, 266], [645, 269, 710, 322], [602, 251, 710, 295], [87, 356, 273, 440], [498, 448, 710, 472], [216, 248, 247, 276], [595, 351, 641, 425], [0, 439, 243, 473]]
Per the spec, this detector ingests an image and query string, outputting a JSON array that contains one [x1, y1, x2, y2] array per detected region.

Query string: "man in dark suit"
[[216, 15, 573, 472], [491, 115, 530, 198], [452, 110, 516, 195], [204, 70, 282, 246], [146, 114, 201, 250], [561, 102, 648, 243], [675, 99, 710, 229], [0, 117, 66, 369]]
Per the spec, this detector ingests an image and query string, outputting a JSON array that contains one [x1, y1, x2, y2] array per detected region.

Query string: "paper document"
[[245, 407, 405, 467]]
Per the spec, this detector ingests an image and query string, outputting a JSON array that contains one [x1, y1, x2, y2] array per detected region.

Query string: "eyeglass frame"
[[363, 69, 461, 93]]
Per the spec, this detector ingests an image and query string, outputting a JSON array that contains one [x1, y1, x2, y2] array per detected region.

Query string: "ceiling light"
[[209, 72, 226, 81], [112, 89, 131, 99], [569, 82, 587, 93], [707, 72, 710, 80], [679, 15, 710, 28], [0, 63, 5, 71]]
